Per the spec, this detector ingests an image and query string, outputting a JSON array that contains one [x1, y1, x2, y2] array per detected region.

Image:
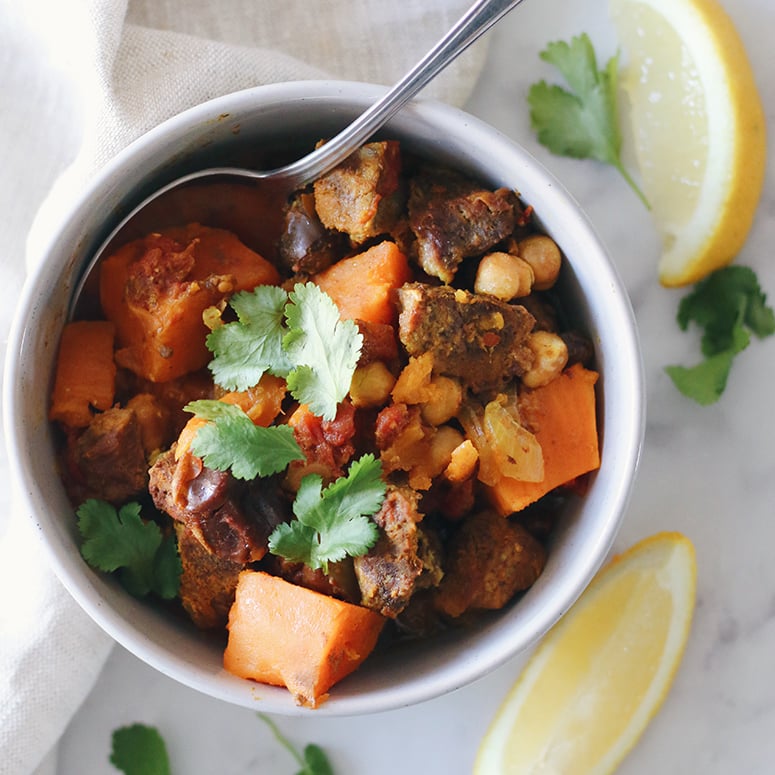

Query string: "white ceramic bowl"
[[4, 81, 644, 715]]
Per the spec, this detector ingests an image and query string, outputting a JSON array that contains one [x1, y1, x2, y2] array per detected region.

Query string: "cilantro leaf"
[[666, 266, 775, 404], [184, 399, 303, 480], [207, 285, 292, 390], [528, 33, 649, 208], [284, 283, 363, 421], [269, 454, 384, 572], [258, 713, 335, 775], [77, 500, 180, 599], [110, 724, 171, 775]]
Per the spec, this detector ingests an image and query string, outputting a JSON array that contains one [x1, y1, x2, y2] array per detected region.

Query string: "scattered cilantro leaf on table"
[[666, 266, 775, 404], [269, 454, 384, 572], [77, 500, 180, 599], [184, 399, 303, 480], [205, 282, 362, 421], [527, 33, 649, 208], [258, 713, 335, 775], [110, 724, 171, 775]]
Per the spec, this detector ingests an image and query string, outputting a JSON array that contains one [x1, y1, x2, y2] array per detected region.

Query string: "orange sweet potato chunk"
[[312, 240, 412, 325], [224, 570, 385, 708], [49, 320, 116, 428], [486, 364, 601, 515], [100, 223, 280, 383]]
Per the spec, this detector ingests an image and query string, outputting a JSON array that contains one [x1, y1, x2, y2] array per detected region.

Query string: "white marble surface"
[[6, 0, 775, 772]]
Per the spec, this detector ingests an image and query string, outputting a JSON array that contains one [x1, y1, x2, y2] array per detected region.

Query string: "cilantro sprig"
[[666, 266, 775, 404], [528, 33, 649, 208], [258, 713, 335, 775], [110, 724, 171, 775], [109, 718, 335, 775], [206, 283, 362, 421], [269, 454, 384, 573], [77, 500, 181, 599], [184, 400, 303, 480]]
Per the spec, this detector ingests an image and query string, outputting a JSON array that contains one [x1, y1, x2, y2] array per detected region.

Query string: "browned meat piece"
[[116, 366, 215, 439], [434, 510, 546, 618], [263, 555, 361, 604], [277, 190, 348, 275], [396, 283, 535, 392], [407, 167, 519, 282], [314, 140, 404, 244], [175, 523, 243, 629], [356, 319, 399, 367], [66, 406, 148, 504], [353, 485, 430, 618], [561, 329, 596, 368], [148, 449, 292, 564], [518, 293, 559, 333]]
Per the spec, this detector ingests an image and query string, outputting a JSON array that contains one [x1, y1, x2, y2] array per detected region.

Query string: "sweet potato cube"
[[313, 240, 411, 325], [49, 320, 116, 428], [486, 364, 601, 515], [224, 571, 385, 707], [100, 223, 280, 382]]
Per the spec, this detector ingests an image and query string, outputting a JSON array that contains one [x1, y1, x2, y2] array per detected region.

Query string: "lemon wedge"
[[474, 532, 697, 775], [609, 0, 766, 287]]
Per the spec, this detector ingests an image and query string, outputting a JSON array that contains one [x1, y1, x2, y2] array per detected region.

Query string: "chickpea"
[[522, 330, 569, 388], [349, 361, 396, 408], [421, 375, 463, 426], [518, 235, 562, 290], [426, 425, 466, 478], [444, 439, 479, 483], [474, 251, 534, 300]]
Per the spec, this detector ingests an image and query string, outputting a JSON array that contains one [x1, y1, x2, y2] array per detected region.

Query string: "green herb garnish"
[[666, 266, 775, 404], [206, 283, 362, 421], [258, 713, 335, 775], [206, 284, 292, 390], [184, 399, 304, 480], [527, 33, 649, 208], [269, 454, 384, 573], [77, 500, 180, 599]]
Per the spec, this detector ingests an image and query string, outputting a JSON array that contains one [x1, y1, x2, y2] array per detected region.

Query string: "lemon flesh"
[[475, 532, 697, 775], [610, 0, 766, 287]]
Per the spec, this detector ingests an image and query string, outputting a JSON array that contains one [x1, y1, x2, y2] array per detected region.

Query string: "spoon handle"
[[259, 0, 527, 187]]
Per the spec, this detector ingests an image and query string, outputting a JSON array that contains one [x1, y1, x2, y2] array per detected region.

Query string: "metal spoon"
[[70, 0, 527, 316]]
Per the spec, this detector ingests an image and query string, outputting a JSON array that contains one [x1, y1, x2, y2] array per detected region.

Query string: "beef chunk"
[[314, 141, 403, 244], [408, 167, 519, 282], [353, 485, 429, 618], [67, 407, 148, 503], [175, 523, 243, 629], [263, 555, 361, 604], [278, 190, 347, 275], [434, 510, 546, 618], [356, 319, 399, 367], [397, 283, 535, 392], [149, 449, 291, 564]]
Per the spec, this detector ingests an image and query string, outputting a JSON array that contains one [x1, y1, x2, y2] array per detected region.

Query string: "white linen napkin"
[[0, 1, 489, 773]]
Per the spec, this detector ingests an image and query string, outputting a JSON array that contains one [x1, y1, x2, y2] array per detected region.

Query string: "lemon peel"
[[474, 532, 697, 775], [610, 0, 766, 287]]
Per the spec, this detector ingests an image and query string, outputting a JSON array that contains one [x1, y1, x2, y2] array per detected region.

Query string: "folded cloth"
[[0, 1, 489, 773]]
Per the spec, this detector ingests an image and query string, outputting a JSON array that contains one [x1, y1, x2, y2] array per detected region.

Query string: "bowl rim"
[[3, 79, 645, 715]]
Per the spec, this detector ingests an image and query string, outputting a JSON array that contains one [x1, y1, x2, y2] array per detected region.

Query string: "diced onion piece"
[[457, 401, 500, 486], [483, 398, 544, 483]]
